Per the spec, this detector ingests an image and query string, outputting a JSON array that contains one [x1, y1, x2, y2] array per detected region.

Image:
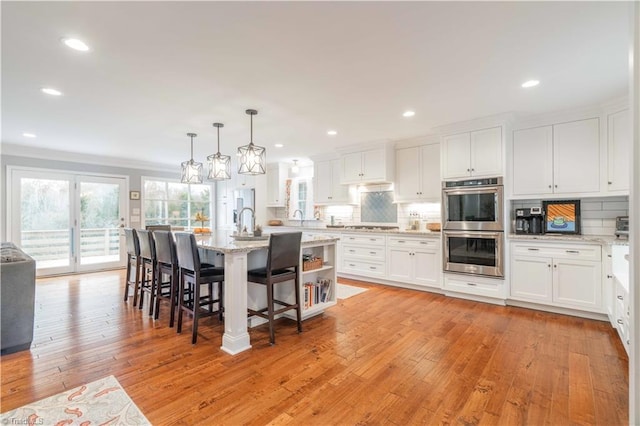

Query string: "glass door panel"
[[78, 177, 126, 269], [12, 171, 74, 276]]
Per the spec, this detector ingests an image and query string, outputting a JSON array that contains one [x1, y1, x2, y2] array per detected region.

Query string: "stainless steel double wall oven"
[[442, 177, 504, 278]]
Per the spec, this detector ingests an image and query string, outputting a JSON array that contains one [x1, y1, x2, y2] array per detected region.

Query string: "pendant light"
[[207, 123, 231, 180], [291, 159, 299, 174], [181, 132, 203, 184], [237, 109, 266, 175]]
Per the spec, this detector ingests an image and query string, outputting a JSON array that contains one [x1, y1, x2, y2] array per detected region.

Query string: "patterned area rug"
[[1, 375, 150, 425], [336, 283, 368, 299]]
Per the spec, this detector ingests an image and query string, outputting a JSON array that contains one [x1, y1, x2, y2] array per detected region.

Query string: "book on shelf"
[[303, 278, 333, 309]]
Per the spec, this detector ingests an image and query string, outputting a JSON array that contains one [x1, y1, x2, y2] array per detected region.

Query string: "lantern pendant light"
[[181, 132, 203, 184], [237, 109, 266, 175], [207, 123, 231, 180]]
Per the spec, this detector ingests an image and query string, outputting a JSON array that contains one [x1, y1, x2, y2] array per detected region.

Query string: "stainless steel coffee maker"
[[515, 207, 544, 235]]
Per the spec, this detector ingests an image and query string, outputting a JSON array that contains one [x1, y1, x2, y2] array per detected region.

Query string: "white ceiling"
[[1, 1, 631, 168]]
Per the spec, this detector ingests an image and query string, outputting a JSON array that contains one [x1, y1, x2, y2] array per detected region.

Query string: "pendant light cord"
[[190, 134, 194, 161]]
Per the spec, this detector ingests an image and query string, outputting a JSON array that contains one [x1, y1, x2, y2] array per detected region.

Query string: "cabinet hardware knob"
[[369, 252, 376, 255], [627, 340, 630, 345], [370, 266, 377, 270], [467, 282, 477, 286], [548, 185, 552, 189], [349, 263, 355, 267], [527, 248, 539, 251], [554, 264, 557, 268], [617, 295, 624, 300], [617, 319, 624, 324], [607, 274, 613, 279], [471, 168, 475, 172], [608, 181, 613, 185], [554, 185, 558, 188], [566, 250, 579, 254], [548, 264, 551, 268], [467, 168, 470, 172]]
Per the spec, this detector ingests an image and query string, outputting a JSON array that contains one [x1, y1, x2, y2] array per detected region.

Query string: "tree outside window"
[[143, 178, 212, 229]]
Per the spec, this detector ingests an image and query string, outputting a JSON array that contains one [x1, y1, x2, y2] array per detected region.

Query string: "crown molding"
[[1, 143, 174, 171]]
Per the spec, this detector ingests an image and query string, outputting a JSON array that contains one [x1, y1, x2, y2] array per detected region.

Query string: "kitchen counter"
[[264, 226, 442, 238], [194, 231, 339, 355], [508, 233, 627, 246]]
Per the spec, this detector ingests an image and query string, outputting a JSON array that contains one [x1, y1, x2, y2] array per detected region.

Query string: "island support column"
[[221, 250, 252, 355]]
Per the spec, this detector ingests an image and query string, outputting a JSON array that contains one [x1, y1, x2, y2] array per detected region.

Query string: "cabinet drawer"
[[342, 245, 385, 261], [388, 236, 439, 250], [341, 234, 386, 246], [511, 242, 601, 261], [341, 258, 386, 277], [444, 274, 506, 299]]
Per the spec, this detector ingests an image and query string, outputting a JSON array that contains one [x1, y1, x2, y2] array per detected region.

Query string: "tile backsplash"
[[511, 196, 628, 236], [360, 191, 397, 223]]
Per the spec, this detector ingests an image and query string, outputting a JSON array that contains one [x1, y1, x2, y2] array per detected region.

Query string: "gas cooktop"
[[343, 225, 400, 230]]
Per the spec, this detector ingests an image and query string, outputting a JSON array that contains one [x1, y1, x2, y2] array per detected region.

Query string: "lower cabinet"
[[510, 241, 603, 313], [386, 237, 440, 288], [340, 233, 386, 279]]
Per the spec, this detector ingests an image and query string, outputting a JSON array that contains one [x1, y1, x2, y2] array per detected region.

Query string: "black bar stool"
[[153, 230, 179, 326], [175, 232, 225, 344], [247, 232, 302, 345], [137, 229, 157, 316], [123, 228, 141, 307]]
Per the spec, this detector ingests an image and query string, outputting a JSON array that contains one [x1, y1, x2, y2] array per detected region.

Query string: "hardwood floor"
[[0, 271, 629, 425]]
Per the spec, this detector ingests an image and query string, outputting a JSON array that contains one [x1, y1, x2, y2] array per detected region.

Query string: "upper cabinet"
[[314, 158, 350, 204], [339, 143, 394, 184], [512, 118, 600, 197], [266, 163, 287, 207], [394, 142, 440, 202], [606, 109, 630, 193], [441, 126, 503, 179]]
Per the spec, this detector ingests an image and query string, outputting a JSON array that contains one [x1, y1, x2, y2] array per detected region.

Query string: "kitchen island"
[[194, 231, 339, 355]]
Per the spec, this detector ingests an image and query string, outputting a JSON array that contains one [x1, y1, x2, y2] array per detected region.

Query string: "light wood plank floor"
[[0, 271, 629, 425]]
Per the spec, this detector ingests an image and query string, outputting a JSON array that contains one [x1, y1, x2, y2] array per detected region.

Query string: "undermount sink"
[[230, 234, 270, 241]]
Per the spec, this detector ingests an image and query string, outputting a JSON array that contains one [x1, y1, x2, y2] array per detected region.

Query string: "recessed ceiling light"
[[41, 87, 62, 96], [274, 143, 284, 148], [327, 130, 337, 136], [62, 38, 89, 51], [403, 110, 415, 117], [521, 80, 540, 88], [23, 133, 37, 138]]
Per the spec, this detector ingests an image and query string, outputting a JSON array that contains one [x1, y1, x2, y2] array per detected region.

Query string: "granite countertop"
[[508, 233, 628, 246], [264, 225, 442, 238], [195, 231, 339, 254]]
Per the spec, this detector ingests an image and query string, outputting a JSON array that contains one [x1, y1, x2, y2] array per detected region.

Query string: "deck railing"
[[21, 228, 121, 261]]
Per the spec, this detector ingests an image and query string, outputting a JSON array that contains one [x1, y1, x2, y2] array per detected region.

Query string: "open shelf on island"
[[302, 264, 334, 275]]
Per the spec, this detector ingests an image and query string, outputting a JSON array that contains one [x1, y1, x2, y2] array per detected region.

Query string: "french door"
[[9, 168, 127, 276]]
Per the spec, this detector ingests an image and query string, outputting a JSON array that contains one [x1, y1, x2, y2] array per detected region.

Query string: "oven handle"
[[442, 186, 502, 197], [442, 230, 503, 239]]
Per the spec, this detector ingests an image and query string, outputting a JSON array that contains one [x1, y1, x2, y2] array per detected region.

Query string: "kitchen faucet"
[[237, 207, 255, 234], [293, 209, 304, 227]]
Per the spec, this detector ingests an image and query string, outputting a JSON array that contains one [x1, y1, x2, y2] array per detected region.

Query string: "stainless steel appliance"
[[443, 230, 504, 277], [515, 207, 544, 235], [442, 177, 504, 231], [615, 216, 629, 238]]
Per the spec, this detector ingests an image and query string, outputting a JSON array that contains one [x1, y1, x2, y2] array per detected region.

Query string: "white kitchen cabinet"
[[512, 118, 600, 196], [386, 237, 440, 288], [314, 159, 350, 204], [215, 181, 234, 230], [606, 109, 630, 193], [442, 127, 502, 179], [339, 145, 393, 184], [553, 118, 600, 194], [510, 255, 553, 303], [553, 258, 602, 311], [603, 246, 615, 323], [266, 163, 286, 207], [509, 241, 603, 313], [394, 143, 440, 202], [512, 126, 554, 196], [340, 233, 387, 278]]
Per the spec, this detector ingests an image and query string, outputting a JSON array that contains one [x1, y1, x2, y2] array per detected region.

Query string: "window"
[[289, 177, 313, 220], [142, 178, 212, 229]]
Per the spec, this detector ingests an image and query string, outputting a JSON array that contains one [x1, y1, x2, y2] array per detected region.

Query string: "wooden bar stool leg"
[[192, 276, 200, 344], [177, 270, 185, 334], [267, 282, 275, 345], [169, 268, 177, 328]]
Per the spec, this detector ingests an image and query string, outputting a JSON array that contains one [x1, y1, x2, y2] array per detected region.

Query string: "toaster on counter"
[[615, 216, 629, 238]]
